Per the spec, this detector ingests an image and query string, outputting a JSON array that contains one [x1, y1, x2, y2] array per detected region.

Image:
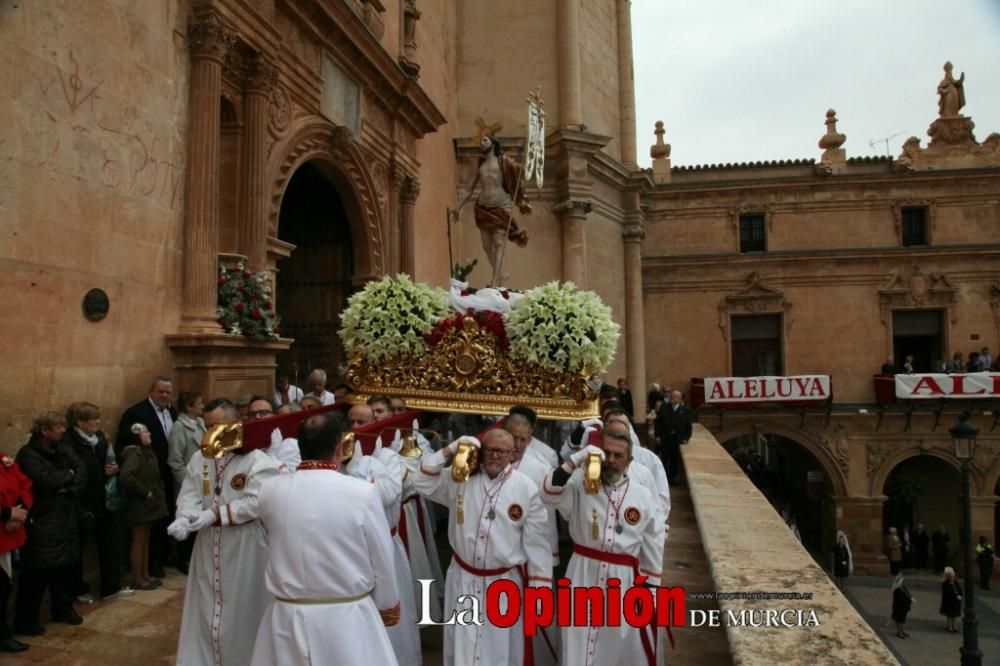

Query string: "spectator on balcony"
[[880, 357, 897, 375], [948, 352, 965, 373], [980, 347, 993, 370], [902, 356, 915, 374], [932, 357, 948, 373]]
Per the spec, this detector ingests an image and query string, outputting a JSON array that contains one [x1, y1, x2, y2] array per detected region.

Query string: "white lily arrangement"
[[504, 281, 620, 374], [339, 275, 450, 362]]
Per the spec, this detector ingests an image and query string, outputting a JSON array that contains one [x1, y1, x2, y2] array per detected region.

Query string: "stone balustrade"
[[681, 424, 900, 665]]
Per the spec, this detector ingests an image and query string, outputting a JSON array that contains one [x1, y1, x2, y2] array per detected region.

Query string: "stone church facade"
[[2, 1, 999, 572], [1, 0, 644, 437]]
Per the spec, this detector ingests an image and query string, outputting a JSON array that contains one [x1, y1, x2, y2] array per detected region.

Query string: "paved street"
[[845, 572, 1000, 665]]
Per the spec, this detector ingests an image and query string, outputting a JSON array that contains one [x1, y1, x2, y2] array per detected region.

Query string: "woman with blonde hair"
[[119, 424, 167, 590]]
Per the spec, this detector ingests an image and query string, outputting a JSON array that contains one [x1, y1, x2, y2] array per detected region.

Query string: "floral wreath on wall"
[[217, 261, 280, 341]]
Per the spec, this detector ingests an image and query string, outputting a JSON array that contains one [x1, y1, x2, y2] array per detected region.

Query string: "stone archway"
[[871, 446, 981, 497], [267, 117, 387, 281], [714, 424, 848, 497]]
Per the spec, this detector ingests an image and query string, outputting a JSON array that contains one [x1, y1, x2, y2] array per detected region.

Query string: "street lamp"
[[950, 413, 981, 666]]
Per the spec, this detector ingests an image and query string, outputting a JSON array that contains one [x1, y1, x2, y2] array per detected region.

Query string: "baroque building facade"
[[642, 97, 1000, 573], [2, 0, 998, 574], [1, 0, 644, 438]]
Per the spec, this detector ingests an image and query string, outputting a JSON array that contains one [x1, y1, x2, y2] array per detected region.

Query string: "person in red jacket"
[[0, 452, 33, 652]]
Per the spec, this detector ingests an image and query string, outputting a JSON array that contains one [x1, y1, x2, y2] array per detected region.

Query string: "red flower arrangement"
[[424, 309, 510, 352]]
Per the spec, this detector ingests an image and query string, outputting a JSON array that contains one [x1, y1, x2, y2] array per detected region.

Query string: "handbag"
[[105, 475, 128, 512]]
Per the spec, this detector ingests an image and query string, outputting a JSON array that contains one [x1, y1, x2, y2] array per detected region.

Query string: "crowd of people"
[[880, 346, 998, 374], [0, 371, 682, 664]]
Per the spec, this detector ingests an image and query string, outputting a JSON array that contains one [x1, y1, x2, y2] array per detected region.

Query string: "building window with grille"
[[731, 314, 783, 376], [901, 206, 928, 247], [739, 213, 766, 253]]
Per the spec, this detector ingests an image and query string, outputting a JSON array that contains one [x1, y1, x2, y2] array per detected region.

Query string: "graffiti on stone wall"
[[32, 49, 183, 210]]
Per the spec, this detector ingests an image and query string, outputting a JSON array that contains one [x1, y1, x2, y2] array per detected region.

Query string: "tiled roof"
[[846, 155, 894, 163], [671, 158, 816, 171]]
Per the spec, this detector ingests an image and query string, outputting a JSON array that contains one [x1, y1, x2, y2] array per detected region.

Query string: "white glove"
[[581, 417, 603, 430], [269, 427, 283, 450], [167, 518, 191, 541], [189, 509, 218, 532], [448, 435, 481, 455], [570, 445, 604, 469]]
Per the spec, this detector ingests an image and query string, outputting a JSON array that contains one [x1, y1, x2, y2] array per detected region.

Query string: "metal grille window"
[[739, 214, 766, 253], [901, 207, 927, 247]]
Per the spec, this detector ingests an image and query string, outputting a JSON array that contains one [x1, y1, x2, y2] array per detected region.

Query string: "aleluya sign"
[[895, 373, 1000, 399], [705, 375, 831, 404]]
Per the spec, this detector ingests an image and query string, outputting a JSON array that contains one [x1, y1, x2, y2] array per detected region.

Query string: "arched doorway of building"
[[720, 433, 836, 564], [881, 455, 961, 572], [275, 160, 356, 388]]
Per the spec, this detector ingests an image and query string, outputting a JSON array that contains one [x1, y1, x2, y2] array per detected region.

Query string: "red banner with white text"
[[895, 373, 1000, 399], [704, 375, 831, 405]]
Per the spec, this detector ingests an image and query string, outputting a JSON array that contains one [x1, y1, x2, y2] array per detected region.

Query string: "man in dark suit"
[[654, 389, 692, 484], [116, 375, 177, 576], [616, 378, 634, 419]]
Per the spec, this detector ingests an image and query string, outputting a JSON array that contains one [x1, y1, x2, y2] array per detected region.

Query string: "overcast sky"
[[632, 0, 1000, 167]]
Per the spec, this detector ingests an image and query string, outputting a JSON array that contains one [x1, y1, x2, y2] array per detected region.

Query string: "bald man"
[[348, 404, 375, 429]]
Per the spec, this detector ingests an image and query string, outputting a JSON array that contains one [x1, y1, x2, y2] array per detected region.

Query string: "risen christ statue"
[[450, 133, 530, 283]]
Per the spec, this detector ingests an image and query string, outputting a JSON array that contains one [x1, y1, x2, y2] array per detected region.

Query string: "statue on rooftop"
[[937, 61, 966, 118]]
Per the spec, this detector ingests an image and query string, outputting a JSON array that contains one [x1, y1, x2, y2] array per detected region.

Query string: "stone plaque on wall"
[[321, 53, 360, 135]]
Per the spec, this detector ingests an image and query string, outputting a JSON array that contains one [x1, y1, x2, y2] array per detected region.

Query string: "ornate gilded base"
[[346, 316, 599, 420]]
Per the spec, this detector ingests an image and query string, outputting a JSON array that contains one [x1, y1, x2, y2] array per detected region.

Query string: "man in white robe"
[[387, 426, 444, 621], [344, 433, 421, 666], [250, 413, 400, 665], [506, 413, 560, 666], [604, 408, 670, 525], [413, 430, 551, 666], [168, 399, 281, 666], [541, 424, 665, 666], [508, 406, 559, 470]]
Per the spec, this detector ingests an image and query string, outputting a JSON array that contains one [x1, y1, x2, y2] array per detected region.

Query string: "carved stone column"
[[399, 175, 420, 276], [623, 197, 646, 423], [387, 162, 405, 274], [616, 0, 637, 166], [239, 53, 277, 270], [553, 199, 590, 286], [556, 0, 582, 127], [180, 13, 235, 333]]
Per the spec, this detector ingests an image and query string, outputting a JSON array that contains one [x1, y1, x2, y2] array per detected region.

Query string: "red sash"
[[572, 543, 673, 664], [451, 554, 549, 666], [397, 493, 428, 554]]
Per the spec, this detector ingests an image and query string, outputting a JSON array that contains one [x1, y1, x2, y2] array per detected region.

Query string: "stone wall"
[[0, 1, 188, 446]]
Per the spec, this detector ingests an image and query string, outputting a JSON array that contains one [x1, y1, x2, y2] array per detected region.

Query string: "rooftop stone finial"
[[650, 120, 671, 183], [818, 109, 846, 151], [650, 121, 671, 159]]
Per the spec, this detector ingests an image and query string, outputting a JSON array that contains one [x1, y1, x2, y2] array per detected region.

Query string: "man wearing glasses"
[[413, 430, 550, 666], [246, 396, 300, 472]]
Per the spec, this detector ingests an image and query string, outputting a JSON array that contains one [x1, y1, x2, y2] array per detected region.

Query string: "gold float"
[[347, 316, 599, 420]]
